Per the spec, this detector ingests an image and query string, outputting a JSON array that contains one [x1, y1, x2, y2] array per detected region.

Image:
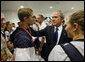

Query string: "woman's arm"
[[7, 49, 14, 61]]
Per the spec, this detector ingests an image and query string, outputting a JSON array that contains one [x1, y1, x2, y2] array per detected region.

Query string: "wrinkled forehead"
[[1, 13, 5, 19]]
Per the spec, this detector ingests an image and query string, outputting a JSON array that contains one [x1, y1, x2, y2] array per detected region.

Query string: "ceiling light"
[[50, 6, 53, 9], [71, 7, 74, 10], [20, 5, 24, 8]]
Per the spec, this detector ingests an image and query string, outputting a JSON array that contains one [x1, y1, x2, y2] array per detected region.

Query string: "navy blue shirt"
[[10, 27, 33, 48]]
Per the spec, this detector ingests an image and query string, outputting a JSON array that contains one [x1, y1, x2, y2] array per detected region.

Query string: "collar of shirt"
[[54, 25, 63, 44], [54, 24, 63, 32]]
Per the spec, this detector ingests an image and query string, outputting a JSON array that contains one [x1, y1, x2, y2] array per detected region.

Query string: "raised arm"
[[29, 26, 48, 37]]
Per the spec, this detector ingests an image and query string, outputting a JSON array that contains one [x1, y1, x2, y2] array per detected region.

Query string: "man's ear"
[[73, 23, 79, 32], [23, 17, 27, 21]]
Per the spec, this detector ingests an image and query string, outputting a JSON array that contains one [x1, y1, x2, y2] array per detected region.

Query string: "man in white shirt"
[[36, 14, 47, 54], [37, 14, 47, 43]]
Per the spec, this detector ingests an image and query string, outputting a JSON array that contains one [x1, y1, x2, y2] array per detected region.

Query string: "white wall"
[[3, 11, 19, 27], [3, 8, 83, 27], [3, 11, 53, 27], [2, 10, 74, 27]]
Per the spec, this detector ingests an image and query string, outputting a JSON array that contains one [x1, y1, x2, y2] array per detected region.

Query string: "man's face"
[[37, 16, 43, 24], [1, 13, 6, 30], [7, 22, 13, 29], [27, 12, 35, 25], [52, 12, 62, 27]]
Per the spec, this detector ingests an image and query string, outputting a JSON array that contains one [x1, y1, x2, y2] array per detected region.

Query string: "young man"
[[10, 8, 36, 61]]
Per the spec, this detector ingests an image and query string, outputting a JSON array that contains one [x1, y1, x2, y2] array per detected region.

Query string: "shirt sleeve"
[[30, 26, 48, 37]]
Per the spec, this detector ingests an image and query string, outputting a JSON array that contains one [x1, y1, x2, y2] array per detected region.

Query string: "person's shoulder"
[[62, 25, 66, 30], [62, 25, 67, 33], [42, 26, 54, 32], [54, 43, 70, 54], [11, 27, 24, 36], [49, 44, 67, 58], [10, 27, 26, 40], [70, 41, 84, 47], [51, 44, 66, 54], [70, 41, 84, 56]]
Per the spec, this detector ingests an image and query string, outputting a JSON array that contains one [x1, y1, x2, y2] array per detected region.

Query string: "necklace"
[[19, 26, 32, 38]]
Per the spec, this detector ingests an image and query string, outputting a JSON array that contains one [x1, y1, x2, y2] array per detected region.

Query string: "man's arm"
[[29, 26, 48, 37]]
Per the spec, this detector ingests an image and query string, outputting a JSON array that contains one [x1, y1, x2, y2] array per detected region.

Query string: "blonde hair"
[[69, 9, 84, 31], [18, 8, 33, 21]]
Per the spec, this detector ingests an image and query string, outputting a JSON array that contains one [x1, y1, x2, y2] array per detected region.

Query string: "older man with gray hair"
[[30, 10, 72, 61]]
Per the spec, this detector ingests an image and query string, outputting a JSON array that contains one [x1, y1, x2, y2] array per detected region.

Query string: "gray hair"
[[56, 10, 64, 19]]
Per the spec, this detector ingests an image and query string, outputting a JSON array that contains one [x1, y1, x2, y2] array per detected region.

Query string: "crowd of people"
[[1, 7, 84, 61]]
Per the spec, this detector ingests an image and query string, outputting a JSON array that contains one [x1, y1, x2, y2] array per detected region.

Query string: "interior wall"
[[3, 11, 19, 27], [2, 8, 84, 27]]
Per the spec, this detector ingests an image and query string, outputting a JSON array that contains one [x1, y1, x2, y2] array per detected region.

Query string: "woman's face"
[[8, 22, 12, 29], [65, 18, 73, 38]]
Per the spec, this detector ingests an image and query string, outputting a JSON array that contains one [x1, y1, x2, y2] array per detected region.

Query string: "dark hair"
[[5, 21, 11, 30], [38, 14, 44, 20], [18, 8, 33, 21], [17, 22, 21, 26], [33, 15, 36, 19], [12, 23, 15, 25], [6, 21, 10, 27], [69, 9, 84, 31]]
